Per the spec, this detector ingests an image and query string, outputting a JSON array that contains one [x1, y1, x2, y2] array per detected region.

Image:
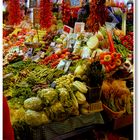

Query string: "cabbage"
[[87, 36, 99, 50], [38, 88, 58, 106], [25, 110, 49, 126], [75, 91, 86, 104], [24, 97, 42, 111]]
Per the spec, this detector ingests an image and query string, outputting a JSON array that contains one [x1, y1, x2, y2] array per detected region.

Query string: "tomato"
[[122, 40, 129, 46], [51, 61, 59, 68], [125, 35, 132, 42], [60, 54, 66, 59], [65, 52, 70, 55], [62, 48, 68, 53]]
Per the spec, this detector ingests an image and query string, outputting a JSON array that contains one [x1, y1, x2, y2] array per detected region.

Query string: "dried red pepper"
[[86, 0, 108, 33]]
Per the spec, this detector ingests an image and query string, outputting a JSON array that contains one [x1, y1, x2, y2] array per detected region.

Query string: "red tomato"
[[65, 52, 70, 55], [62, 48, 68, 54], [60, 54, 66, 59]]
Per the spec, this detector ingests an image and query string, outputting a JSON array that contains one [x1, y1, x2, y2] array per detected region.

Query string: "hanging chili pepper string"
[[39, 0, 53, 29], [61, 0, 71, 25], [86, 0, 108, 33], [8, 0, 22, 25]]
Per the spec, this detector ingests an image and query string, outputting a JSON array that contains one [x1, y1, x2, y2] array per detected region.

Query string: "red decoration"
[[86, 0, 108, 33], [71, 7, 80, 19], [8, 0, 22, 25], [40, 0, 53, 29], [61, 0, 71, 25]]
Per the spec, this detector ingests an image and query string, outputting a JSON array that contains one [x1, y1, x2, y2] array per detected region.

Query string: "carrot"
[[107, 31, 116, 53]]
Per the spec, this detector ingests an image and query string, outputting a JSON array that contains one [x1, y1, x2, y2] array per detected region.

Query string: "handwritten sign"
[[29, 0, 37, 8], [69, 0, 82, 7], [63, 25, 73, 34], [74, 22, 85, 33], [33, 8, 40, 26]]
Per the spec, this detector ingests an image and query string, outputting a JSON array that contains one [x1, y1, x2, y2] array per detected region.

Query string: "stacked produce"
[[3, 17, 134, 131]]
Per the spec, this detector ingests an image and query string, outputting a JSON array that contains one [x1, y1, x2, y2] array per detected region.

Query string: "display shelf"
[[19, 112, 104, 140]]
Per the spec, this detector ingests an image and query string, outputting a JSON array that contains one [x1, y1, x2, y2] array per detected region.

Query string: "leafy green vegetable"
[[38, 88, 58, 106], [24, 97, 42, 111], [25, 110, 49, 126]]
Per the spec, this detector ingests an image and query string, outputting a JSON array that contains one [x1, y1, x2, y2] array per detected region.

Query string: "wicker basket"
[[103, 104, 126, 119]]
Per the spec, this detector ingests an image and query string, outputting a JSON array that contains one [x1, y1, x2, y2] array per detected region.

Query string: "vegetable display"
[[3, 17, 133, 131]]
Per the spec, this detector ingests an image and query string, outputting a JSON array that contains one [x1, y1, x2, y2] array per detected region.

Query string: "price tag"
[[57, 60, 66, 70], [70, 0, 82, 8], [9, 46, 20, 54], [64, 60, 72, 73], [74, 22, 85, 33], [63, 25, 73, 34]]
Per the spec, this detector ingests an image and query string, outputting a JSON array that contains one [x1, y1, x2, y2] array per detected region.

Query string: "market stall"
[[3, 0, 134, 140]]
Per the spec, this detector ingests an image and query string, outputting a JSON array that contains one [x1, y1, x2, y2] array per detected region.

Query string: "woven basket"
[[103, 104, 126, 119]]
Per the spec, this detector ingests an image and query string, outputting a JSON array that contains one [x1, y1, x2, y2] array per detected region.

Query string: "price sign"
[[29, 0, 37, 8], [63, 25, 73, 34], [74, 22, 85, 33], [69, 0, 82, 7]]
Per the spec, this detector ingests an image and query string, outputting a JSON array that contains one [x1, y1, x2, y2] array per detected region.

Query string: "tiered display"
[[3, 0, 134, 139]]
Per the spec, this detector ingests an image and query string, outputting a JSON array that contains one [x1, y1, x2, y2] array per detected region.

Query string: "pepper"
[[105, 65, 110, 72], [104, 55, 112, 62], [111, 52, 121, 59], [122, 40, 129, 46], [99, 52, 111, 60], [108, 63, 116, 70], [115, 59, 122, 66]]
